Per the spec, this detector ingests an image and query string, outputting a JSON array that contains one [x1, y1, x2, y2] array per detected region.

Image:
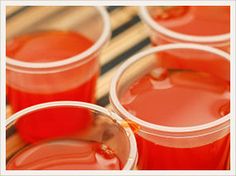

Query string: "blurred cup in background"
[[139, 6, 230, 53]]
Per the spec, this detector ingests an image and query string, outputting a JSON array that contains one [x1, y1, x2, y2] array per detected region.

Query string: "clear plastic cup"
[[6, 101, 137, 170], [139, 6, 230, 53], [110, 43, 230, 170], [6, 6, 111, 113]]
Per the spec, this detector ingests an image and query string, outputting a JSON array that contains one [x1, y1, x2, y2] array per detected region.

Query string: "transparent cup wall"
[[6, 101, 137, 170]]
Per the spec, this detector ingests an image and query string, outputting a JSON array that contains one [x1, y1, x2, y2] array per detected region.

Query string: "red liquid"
[[135, 133, 230, 170], [151, 6, 230, 52], [121, 68, 230, 169], [153, 6, 230, 36], [7, 74, 97, 112], [7, 31, 99, 143], [15, 106, 93, 143], [7, 139, 122, 170], [7, 31, 97, 112], [7, 31, 94, 62]]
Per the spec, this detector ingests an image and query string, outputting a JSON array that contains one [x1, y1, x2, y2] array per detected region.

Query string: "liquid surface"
[[7, 30, 93, 62], [121, 69, 230, 127], [7, 139, 122, 170], [153, 6, 230, 36]]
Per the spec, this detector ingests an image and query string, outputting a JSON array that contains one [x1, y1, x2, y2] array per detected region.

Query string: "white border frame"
[[1, 1, 235, 176]]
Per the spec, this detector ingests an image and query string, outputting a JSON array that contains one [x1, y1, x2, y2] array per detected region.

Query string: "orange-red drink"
[[6, 31, 99, 139], [121, 69, 230, 170], [140, 6, 230, 52], [110, 44, 230, 170], [7, 139, 122, 170], [7, 31, 97, 112]]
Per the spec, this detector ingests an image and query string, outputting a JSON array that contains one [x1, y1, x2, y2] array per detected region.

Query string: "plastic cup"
[[110, 43, 230, 170], [139, 6, 230, 53], [6, 6, 111, 113], [6, 101, 137, 170]]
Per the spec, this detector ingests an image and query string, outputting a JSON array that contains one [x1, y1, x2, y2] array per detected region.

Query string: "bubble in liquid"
[[149, 68, 173, 90], [153, 6, 189, 20], [219, 101, 230, 117], [120, 91, 137, 106], [100, 144, 116, 159], [150, 67, 169, 81]]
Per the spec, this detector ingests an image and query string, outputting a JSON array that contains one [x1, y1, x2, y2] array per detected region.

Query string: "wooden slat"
[[6, 134, 26, 159], [110, 7, 138, 29], [32, 7, 98, 31], [6, 6, 23, 16], [6, 105, 12, 119], [6, 6, 66, 39], [100, 22, 148, 66]]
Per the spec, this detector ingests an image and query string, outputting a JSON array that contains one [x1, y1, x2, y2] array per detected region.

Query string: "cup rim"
[[6, 101, 137, 170], [139, 6, 230, 43], [109, 43, 230, 133], [6, 7, 111, 69]]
